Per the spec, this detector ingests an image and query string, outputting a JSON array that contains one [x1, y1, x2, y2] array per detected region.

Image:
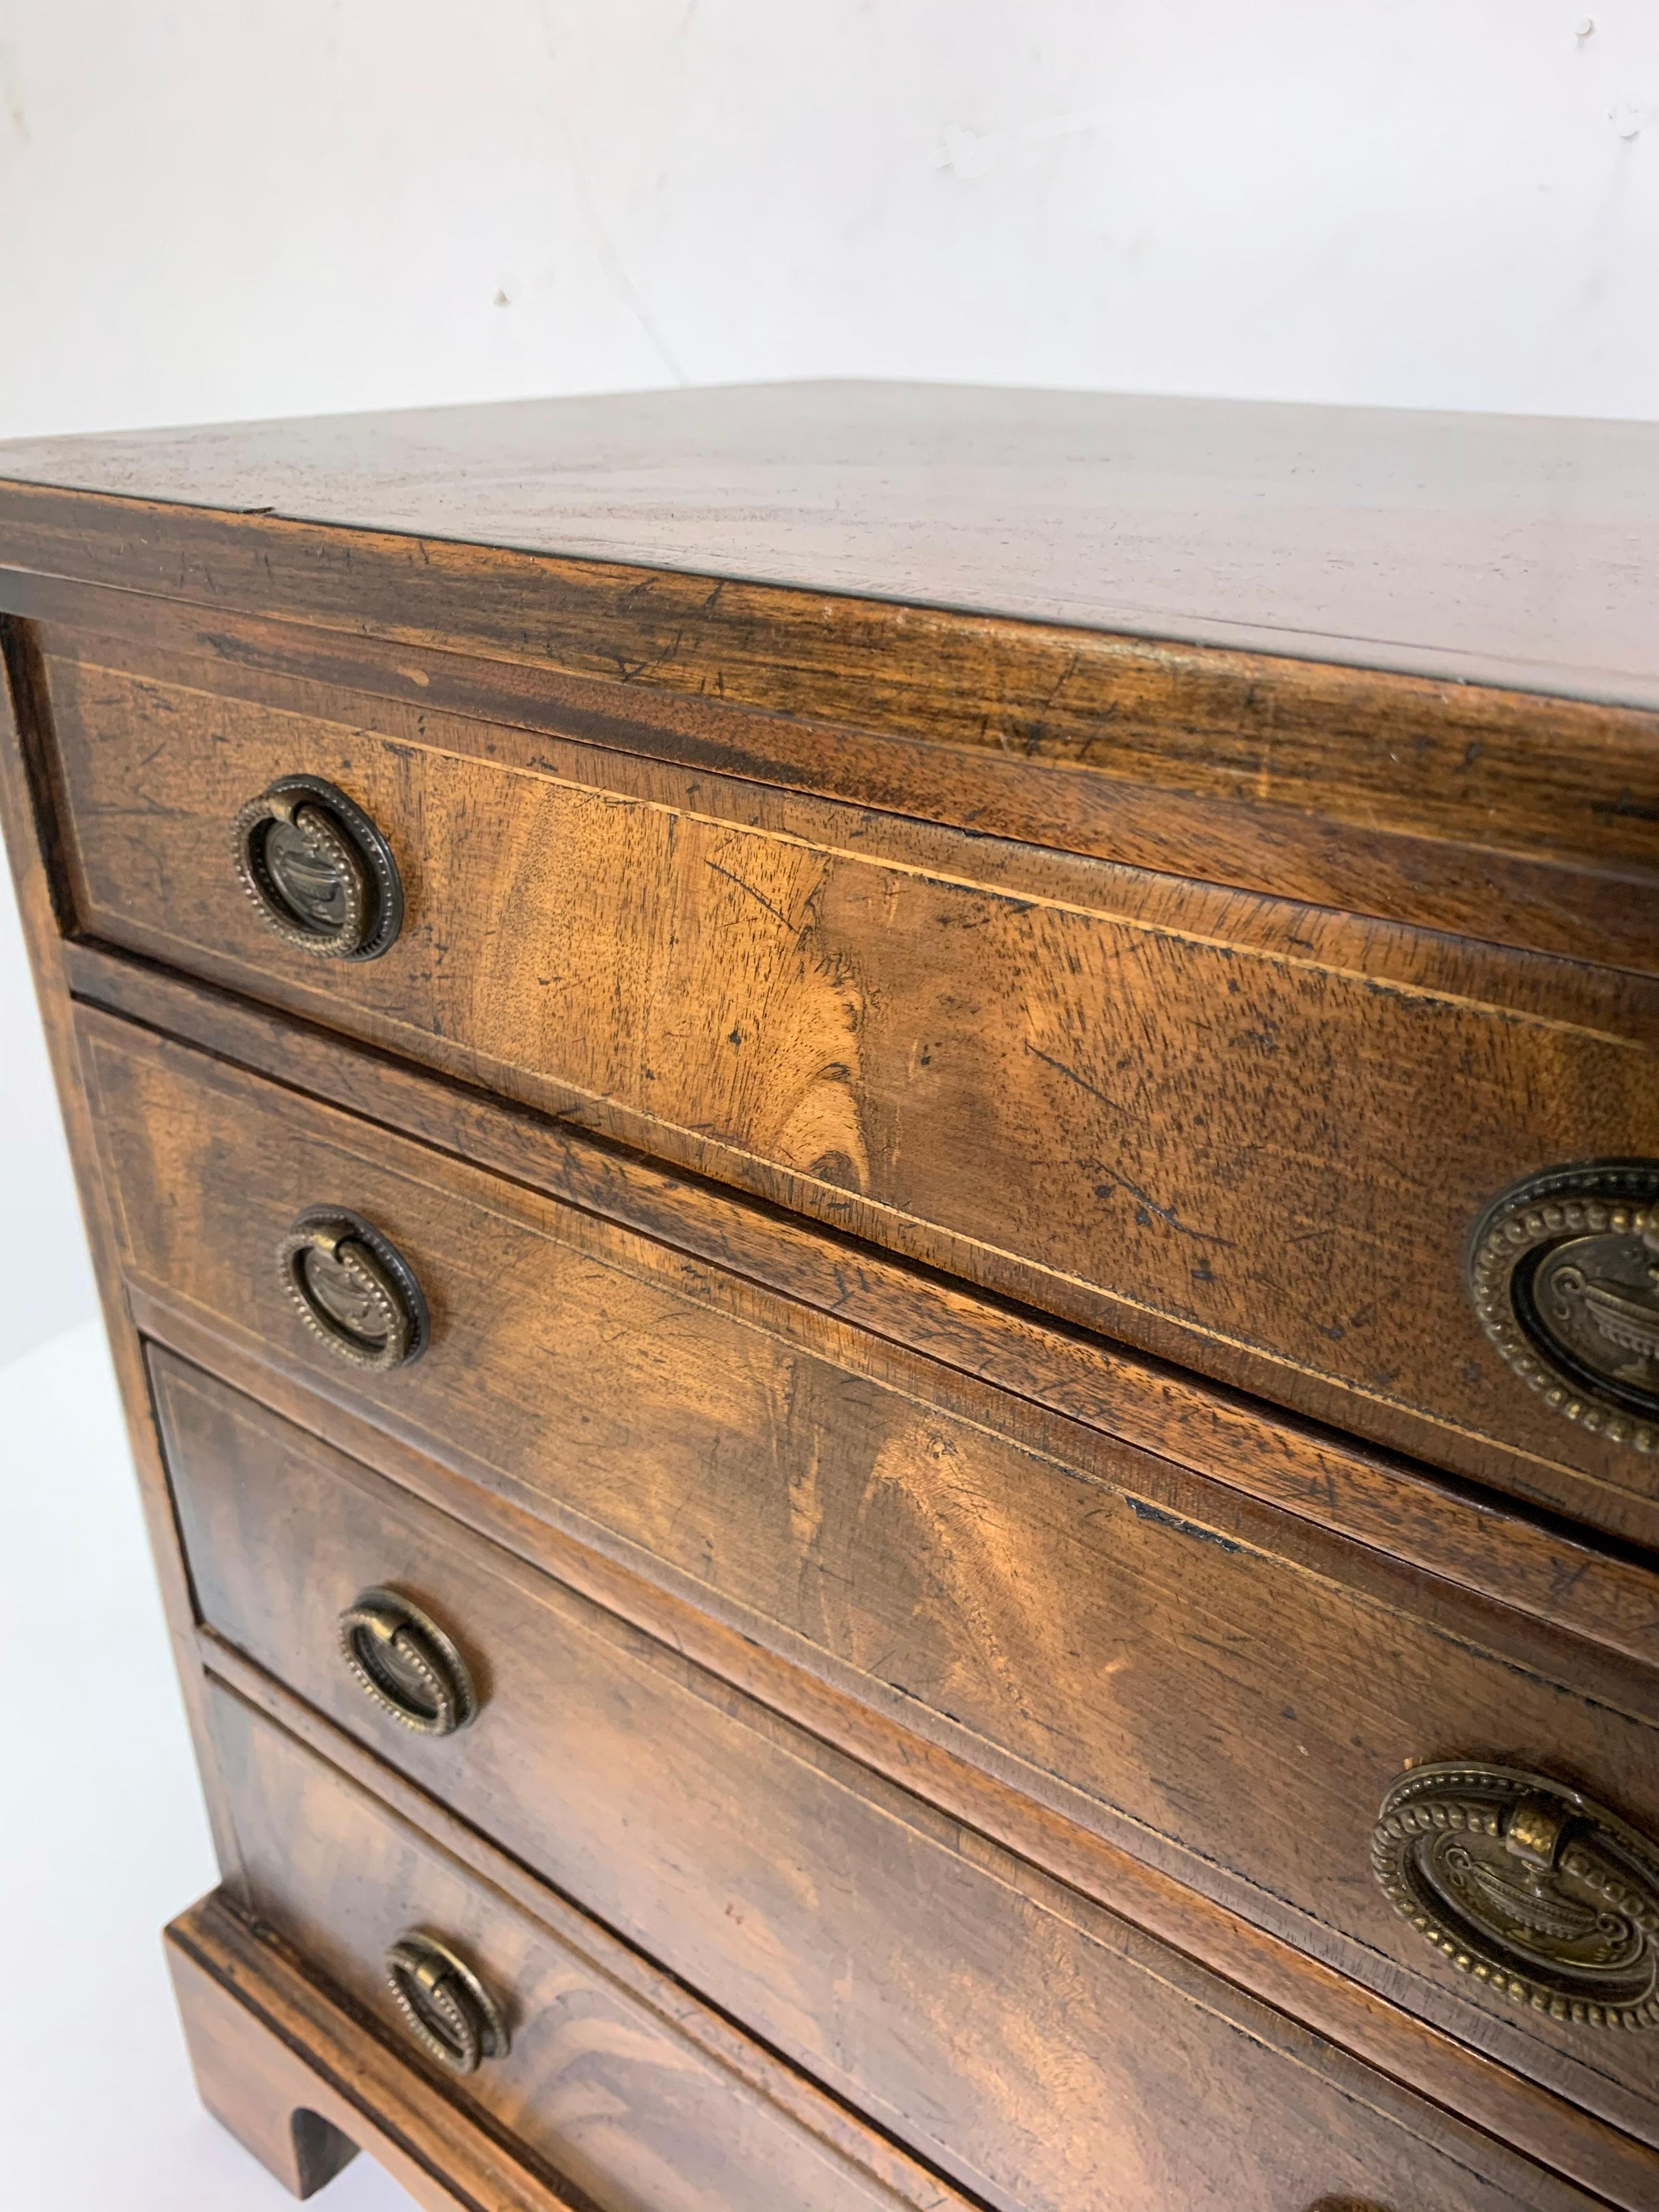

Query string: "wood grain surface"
[[74, 936, 1659, 1681], [3, 380, 1658, 706], [205, 1650, 1612, 2212], [103, 1029, 1659, 2144], [197, 1677, 962, 2212], [51, 644, 1659, 1537], [157, 1312, 1659, 2212], [3, 479, 1658, 973], [12, 581, 1651, 974], [169, 1893, 583, 2210], [169, 1876, 945, 2212], [12, 385, 1659, 2212]]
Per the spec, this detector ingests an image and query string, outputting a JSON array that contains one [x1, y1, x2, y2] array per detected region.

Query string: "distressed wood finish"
[[9, 384, 1659, 2207], [160, 1321, 1659, 2212], [169, 1895, 583, 2210], [168, 1860, 955, 2212], [72, 938, 1659, 1676], [6, 561, 1659, 975], [206, 1645, 1608, 2212], [100, 1020, 1659, 2141], [3, 380, 1658, 706], [46, 641, 1659, 1540]]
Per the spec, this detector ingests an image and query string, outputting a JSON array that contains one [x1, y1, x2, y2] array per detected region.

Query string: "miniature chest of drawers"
[[4, 383, 1659, 2212]]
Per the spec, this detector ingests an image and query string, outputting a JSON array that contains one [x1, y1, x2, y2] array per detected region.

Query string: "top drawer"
[[38, 627, 1659, 1540]]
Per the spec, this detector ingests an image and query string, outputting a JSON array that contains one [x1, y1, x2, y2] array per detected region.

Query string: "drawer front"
[[197, 1693, 954, 2212], [192, 1402, 1598, 2212], [48, 644, 1659, 1535], [101, 973, 1659, 2153]]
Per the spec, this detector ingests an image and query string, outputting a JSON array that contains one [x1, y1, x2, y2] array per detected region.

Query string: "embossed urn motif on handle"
[[384, 1933, 509, 2076], [278, 1207, 429, 1370], [1469, 1162, 1659, 1451], [1371, 1764, 1659, 2029], [234, 774, 403, 959]]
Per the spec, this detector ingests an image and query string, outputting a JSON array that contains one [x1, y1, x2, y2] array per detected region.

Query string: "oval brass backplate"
[[339, 1587, 478, 1735], [234, 775, 403, 960], [1372, 1763, 1659, 2030], [1469, 1162, 1659, 1451], [384, 1933, 509, 2076], [278, 1207, 429, 1370]]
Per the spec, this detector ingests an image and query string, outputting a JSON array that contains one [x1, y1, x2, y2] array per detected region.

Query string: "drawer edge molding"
[[197, 1634, 1642, 2212], [172, 1887, 974, 2212], [152, 1322, 1659, 2167], [77, 945, 1659, 1665], [180, 1790, 969, 2212], [35, 641, 1659, 1528], [166, 1892, 588, 2210], [4, 487, 1659, 901]]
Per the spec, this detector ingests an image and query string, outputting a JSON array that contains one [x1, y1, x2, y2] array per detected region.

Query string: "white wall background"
[[2, 2, 1657, 1354], [4, 0, 1659, 444]]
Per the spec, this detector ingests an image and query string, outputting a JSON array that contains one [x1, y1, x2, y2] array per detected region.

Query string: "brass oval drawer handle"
[[339, 1587, 478, 1736], [1470, 1162, 1659, 1451], [385, 1934, 509, 2075], [278, 1208, 428, 1370], [234, 775, 403, 961], [1372, 1762, 1659, 2029]]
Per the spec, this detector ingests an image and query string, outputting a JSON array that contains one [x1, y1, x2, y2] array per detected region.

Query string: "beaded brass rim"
[[1371, 1763, 1659, 2030], [233, 775, 403, 960], [1468, 1162, 1659, 1452], [338, 1587, 478, 1735], [278, 1207, 429, 1371], [384, 1934, 509, 2076]]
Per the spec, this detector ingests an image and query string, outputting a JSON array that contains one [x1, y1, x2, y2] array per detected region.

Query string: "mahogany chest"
[[4, 383, 1659, 2211]]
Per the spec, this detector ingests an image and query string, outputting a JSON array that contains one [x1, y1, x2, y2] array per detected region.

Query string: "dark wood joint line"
[[0, 613, 79, 937]]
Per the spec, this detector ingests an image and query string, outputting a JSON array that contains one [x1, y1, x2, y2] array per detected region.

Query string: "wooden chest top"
[[2, 379, 1657, 707], [7, 382, 1659, 2212]]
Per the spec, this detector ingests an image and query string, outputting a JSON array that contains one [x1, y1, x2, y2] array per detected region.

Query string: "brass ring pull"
[[338, 1588, 478, 1736], [1372, 1763, 1659, 2029], [1469, 1161, 1659, 1451], [278, 1208, 428, 1370], [234, 775, 403, 960], [384, 1934, 508, 2076]]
